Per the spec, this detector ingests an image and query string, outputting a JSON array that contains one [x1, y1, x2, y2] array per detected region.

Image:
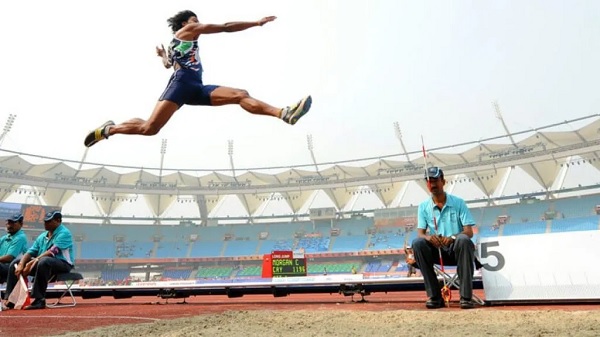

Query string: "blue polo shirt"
[[417, 193, 475, 236], [0, 229, 28, 260], [28, 224, 75, 266]]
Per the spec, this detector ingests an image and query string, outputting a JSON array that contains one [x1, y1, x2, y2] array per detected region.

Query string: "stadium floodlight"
[[492, 100, 517, 146], [393, 121, 411, 163], [161, 139, 168, 155], [393, 121, 401, 138], [306, 134, 319, 173], [228, 139, 236, 177], [158, 138, 168, 176], [0, 114, 17, 147], [3, 114, 16, 132], [228, 139, 234, 156]]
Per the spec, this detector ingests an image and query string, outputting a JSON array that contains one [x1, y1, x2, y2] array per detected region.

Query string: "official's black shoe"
[[24, 298, 46, 310], [425, 297, 444, 309], [460, 297, 476, 309], [1, 301, 14, 310]]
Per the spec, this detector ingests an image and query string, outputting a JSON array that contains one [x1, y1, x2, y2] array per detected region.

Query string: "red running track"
[[1, 290, 599, 337]]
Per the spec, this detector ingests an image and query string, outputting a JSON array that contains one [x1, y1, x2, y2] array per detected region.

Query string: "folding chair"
[[434, 259, 485, 306], [47, 272, 83, 308], [408, 248, 485, 306]]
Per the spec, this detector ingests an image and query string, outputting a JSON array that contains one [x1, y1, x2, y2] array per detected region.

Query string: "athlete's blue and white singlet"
[[159, 38, 219, 106], [168, 38, 203, 73]]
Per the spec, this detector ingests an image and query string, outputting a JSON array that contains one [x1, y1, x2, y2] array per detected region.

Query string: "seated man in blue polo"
[[412, 166, 477, 309], [0, 213, 28, 284], [3, 210, 74, 310]]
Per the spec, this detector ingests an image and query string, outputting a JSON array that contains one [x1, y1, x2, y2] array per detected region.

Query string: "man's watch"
[[450, 235, 457, 240]]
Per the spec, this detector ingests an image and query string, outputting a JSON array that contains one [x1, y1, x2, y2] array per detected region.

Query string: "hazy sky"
[[1, 0, 599, 173], [1, 0, 600, 219]]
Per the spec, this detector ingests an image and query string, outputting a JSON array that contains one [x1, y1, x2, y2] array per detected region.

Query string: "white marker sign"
[[480, 230, 600, 302]]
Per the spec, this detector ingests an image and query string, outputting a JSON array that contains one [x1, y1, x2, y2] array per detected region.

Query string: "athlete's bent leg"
[[84, 100, 180, 147], [209, 87, 312, 125], [210, 87, 281, 117], [109, 100, 180, 136]]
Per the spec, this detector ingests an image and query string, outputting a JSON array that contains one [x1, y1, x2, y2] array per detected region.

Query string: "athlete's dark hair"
[[167, 10, 197, 33]]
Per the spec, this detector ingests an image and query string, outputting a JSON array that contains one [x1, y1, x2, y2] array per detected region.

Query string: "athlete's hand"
[[257, 16, 277, 26], [156, 44, 167, 58]]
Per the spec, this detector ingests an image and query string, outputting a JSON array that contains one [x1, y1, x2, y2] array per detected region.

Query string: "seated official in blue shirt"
[[0, 213, 28, 284], [412, 167, 478, 309], [3, 211, 74, 310]]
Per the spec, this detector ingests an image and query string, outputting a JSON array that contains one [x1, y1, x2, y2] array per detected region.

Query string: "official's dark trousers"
[[0, 262, 10, 284], [4, 257, 72, 301], [412, 234, 475, 300]]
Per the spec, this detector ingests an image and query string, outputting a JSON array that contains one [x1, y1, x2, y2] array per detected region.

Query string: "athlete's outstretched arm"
[[190, 16, 276, 35]]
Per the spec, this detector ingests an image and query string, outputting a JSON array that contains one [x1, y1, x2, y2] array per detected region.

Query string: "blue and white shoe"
[[282, 95, 312, 125]]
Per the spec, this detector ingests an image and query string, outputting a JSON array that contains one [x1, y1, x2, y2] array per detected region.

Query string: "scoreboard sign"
[[271, 250, 307, 277], [22, 204, 62, 230], [0, 202, 61, 230]]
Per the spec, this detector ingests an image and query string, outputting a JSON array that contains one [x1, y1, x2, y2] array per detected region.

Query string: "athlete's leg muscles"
[[209, 86, 282, 118], [108, 100, 180, 136]]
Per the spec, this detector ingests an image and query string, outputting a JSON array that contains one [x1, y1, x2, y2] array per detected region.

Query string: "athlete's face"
[[183, 16, 199, 26]]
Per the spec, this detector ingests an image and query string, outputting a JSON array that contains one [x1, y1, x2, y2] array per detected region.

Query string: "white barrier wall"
[[479, 230, 600, 302]]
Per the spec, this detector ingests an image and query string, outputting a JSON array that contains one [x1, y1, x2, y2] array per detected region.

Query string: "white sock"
[[280, 107, 289, 120], [103, 125, 112, 138]]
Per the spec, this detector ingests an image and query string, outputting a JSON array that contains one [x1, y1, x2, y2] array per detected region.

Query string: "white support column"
[[393, 181, 411, 207], [553, 156, 571, 198], [346, 188, 360, 212], [495, 166, 514, 203]]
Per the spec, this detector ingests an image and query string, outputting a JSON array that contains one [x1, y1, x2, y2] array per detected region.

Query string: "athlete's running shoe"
[[84, 120, 115, 147], [282, 95, 312, 125]]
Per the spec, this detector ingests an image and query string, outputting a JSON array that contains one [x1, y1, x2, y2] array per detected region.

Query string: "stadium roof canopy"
[[1, 115, 600, 218]]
